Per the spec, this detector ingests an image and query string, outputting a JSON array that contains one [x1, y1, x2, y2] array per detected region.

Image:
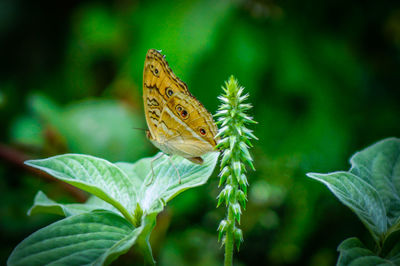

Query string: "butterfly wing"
[[143, 49, 190, 138], [155, 92, 218, 161]]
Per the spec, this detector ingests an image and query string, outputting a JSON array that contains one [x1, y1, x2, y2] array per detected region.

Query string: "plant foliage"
[[8, 152, 219, 265], [307, 137, 400, 265]]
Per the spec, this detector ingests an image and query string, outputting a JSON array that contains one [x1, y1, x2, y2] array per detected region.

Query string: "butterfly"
[[143, 49, 218, 182]]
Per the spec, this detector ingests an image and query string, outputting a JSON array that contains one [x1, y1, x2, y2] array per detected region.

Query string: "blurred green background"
[[1, 0, 400, 265]]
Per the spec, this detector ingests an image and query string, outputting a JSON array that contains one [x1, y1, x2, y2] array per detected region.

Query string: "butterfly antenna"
[[132, 127, 147, 131]]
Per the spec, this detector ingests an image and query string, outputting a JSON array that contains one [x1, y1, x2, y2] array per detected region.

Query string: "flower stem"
[[215, 76, 256, 265], [225, 167, 239, 265], [224, 207, 235, 266]]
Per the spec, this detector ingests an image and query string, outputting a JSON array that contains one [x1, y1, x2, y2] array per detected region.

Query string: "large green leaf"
[[28, 191, 119, 217], [116, 152, 219, 214], [7, 211, 143, 266], [349, 138, 400, 226], [24, 152, 219, 264], [27, 152, 219, 218], [25, 154, 136, 224], [307, 138, 400, 242], [337, 237, 396, 266], [307, 171, 387, 242]]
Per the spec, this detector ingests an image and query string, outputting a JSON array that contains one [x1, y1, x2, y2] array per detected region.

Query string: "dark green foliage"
[[308, 138, 400, 265]]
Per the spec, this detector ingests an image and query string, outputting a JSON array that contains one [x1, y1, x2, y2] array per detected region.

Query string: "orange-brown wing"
[[155, 92, 218, 157], [143, 49, 190, 138]]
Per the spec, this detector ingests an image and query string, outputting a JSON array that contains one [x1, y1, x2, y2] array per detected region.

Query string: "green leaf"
[[337, 237, 395, 266], [24, 152, 218, 265], [115, 152, 219, 214], [7, 211, 143, 266], [60, 100, 148, 162], [117, 152, 218, 264], [28, 191, 119, 217], [349, 138, 400, 226], [307, 138, 400, 243], [30, 95, 149, 162], [136, 213, 158, 265], [10, 115, 44, 147], [29, 94, 62, 128], [307, 171, 387, 242], [25, 154, 136, 224], [381, 228, 400, 262]]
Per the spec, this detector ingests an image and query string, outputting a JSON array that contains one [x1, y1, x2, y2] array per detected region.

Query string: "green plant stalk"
[[224, 206, 235, 266], [216, 76, 256, 266], [224, 178, 238, 266]]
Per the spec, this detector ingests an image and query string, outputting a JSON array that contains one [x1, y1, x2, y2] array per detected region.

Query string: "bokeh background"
[[1, 0, 400, 265]]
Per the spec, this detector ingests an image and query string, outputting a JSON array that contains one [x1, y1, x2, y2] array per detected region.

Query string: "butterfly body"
[[143, 49, 218, 164]]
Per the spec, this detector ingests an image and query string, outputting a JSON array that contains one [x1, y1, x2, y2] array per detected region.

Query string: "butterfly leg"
[[168, 156, 182, 184], [146, 152, 164, 186]]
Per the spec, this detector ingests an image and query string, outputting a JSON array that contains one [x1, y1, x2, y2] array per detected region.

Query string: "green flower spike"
[[215, 76, 257, 266]]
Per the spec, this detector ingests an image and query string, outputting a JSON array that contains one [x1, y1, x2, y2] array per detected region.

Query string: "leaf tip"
[[24, 159, 36, 167]]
